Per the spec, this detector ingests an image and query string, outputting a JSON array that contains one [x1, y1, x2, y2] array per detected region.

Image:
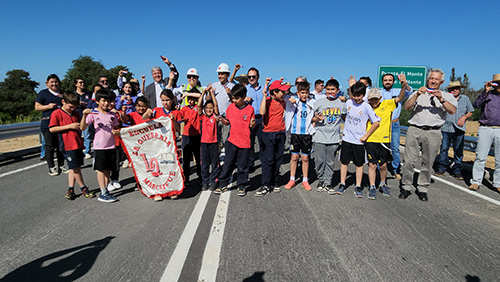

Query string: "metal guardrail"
[[400, 125, 494, 156], [0, 122, 41, 140]]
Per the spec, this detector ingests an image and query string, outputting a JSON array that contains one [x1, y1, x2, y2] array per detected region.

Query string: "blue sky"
[[0, 0, 498, 91]]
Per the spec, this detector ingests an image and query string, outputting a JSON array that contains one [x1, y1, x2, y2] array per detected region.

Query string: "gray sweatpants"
[[314, 143, 340, 186], [401, 126, 442, 193]]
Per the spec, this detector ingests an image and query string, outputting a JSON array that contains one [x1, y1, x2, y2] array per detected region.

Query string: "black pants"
[[182, 135, 201, 182], [218, 141, 250, 187], [42, 131, 64, 169], [111, 145, 126, 181], [201, 142, 219, 184], [261, 131, 285, 187]]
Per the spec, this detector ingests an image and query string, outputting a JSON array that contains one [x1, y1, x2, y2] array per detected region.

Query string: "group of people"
[[34, 57, 500, 203]]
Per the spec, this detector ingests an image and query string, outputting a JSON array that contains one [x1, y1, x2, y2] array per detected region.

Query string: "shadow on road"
[[243, 271, 265, 282], [465, 274, 481, 281], [1, 236, 114, 282]]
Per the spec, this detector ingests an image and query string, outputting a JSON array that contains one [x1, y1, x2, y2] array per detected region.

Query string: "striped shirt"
[[287, 100, 315, 135], [442, 94, 474, 133]]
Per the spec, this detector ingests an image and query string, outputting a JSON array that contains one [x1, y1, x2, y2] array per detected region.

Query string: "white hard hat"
[[186, 68, 199, 76], [217, 63, 230, 73]]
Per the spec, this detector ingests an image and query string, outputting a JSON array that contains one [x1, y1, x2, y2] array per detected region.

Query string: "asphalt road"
[[0, 152, 499, 282]]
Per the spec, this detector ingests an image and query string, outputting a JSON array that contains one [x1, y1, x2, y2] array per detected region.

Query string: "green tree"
[[61, 55, 106, 91], [449, 67, 482, 120], [0, 69, 40, 123]]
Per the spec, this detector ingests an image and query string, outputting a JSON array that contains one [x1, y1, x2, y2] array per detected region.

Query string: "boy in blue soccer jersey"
[[284, 81, 316, 191]]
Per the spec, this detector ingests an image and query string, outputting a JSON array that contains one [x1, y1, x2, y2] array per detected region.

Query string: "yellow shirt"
[[366, 99, 396, 143]]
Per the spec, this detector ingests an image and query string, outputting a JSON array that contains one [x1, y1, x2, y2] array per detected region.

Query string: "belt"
[[410, 124, 441, 130], [255, 114, 263, 119], [42, 117, 50, 120]]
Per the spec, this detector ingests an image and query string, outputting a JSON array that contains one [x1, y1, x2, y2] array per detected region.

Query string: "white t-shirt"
[[342, 99, 380, 145]]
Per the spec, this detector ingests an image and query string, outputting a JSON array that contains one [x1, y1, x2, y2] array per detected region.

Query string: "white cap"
[[217, 63, 230, 73], [186, 68, 199, 76]]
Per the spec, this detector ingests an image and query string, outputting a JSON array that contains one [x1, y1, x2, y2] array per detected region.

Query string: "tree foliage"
[[0, 69, 40, 123], [61, 56, 134, 92]]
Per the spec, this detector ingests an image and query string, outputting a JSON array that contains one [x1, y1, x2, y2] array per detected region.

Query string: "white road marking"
[[160, 190, 211, 282], [0, 162, 45, 178], [198, 191, 231, 282], [413, 168, 500, 206]]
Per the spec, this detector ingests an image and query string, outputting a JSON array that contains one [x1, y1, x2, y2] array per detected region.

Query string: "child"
[[80, 89, 121, 203], [215, 84, 255, 196], [365, 80, 408, 199], [284, 81, 316, 191], [122, 96, 150, 125], [311, 79, 347, 193], [49, 91, 94, 200], [334, 82, 380, 197], [255, 79, 289, 196], [197, 85, 221, 191]]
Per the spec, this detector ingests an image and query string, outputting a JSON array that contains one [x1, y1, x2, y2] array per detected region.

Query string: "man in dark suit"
[[144, 56, 179, 108]]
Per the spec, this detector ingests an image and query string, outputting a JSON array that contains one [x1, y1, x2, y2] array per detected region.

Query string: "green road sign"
[[377, 65, 427, 90]]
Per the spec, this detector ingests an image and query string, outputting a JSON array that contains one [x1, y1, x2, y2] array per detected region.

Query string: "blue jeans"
[[471, 126, 500, 187], [83, 125, 93, 154], [435, 130, 465, 175], [390, 121, 401, 174]]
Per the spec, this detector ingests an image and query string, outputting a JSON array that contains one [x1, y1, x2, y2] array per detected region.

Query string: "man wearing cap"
[[246, 67, 265, 172], [169, 68, 204, 108], [469, 74, 500, 192], [434, 81, 473, 180], [380, 73, 413, 180], [144, 56, 179, 108], [400, 68, 457, 201]]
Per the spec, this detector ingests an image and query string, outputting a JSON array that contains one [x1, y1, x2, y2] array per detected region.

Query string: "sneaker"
[[60, 167, 69, 174], [214, 185, 227, 195], [453, 174, 464, 180], [379, 184, 390, 197], [111, 180, 122, 189], [354, 186, 363, 198], [325, 185, 334, 194], [334, 183, 346, 195], [273, 186, 281, 193], [201, 183, 209, 191], [302, 181, 312, 191], [468, 184, 479, 191], [394, 173, 402, 180], [237, 185, 246, 197], [65, 190, 76, 200], [48, 167, 60, 176], [153, 195, 163, 201], [84, 153, 92, 159], [170, 194, 179, 200], [208, 182, 216, 191], [316, 181, 325, 192], [98, 193, 117, 203], [368, 188, 377, 200], [81, 188, 95, 198], [255, 186, 270, 197], [434, 170, 445, 176], [284, 180, 296, 190], [122, 159, 129, 168]]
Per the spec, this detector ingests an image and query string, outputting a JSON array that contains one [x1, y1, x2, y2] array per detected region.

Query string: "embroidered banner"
[[120, 116, 184, 198]]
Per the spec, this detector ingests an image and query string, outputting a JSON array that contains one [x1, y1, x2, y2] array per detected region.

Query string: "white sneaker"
[[122, 159, 129, 168], [84, 153, 92, 159], [111, 180, 122, 189]]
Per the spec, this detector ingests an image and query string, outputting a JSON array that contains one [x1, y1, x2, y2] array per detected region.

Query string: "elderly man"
[[400, 68, 457, 201], [469, 74, 500, 192], [144, 56, 178, 108], [434, 81, 473, 180], [380, 73, 413, 179]]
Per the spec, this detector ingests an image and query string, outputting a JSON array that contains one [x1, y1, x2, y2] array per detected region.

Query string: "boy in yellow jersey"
[[365, 79, 408, 199]]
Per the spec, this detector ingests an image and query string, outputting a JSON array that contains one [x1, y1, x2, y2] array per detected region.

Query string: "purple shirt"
[[474, 90, 500, 126], [85, 111, 119, 149]]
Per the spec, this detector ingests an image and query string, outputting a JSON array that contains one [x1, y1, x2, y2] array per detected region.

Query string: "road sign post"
[[377, 65, 427, 89]]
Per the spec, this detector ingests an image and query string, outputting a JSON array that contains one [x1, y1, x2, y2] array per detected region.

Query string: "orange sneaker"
[[284, 180, 296, 190], [302, 181, 312, 191]]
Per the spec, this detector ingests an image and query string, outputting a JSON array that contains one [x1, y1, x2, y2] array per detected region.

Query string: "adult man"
[[144, 56, 179, 108], [434, 81, 473, 180], [169, 68, 204, 107], [400, 69, 457, 201], [74, 78, 93, 159], [212, 63, 235, 161], [246, 67, 265, 171], [311, 79, 325, 100], [380, 73, 413, 179], [469, 74, 500, 192]]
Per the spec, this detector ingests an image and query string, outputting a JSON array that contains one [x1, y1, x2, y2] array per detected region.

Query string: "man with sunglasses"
[[400, 68, 457, 201], [144, 56, 179, 108], [245, 67, 265, 172], [434, 81, 473, 180], [169, 68, 204, 108], [469, 74, 500, 192]]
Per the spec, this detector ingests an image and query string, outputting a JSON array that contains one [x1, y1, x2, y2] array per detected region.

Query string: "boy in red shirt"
[[178, 88, 202, 185], [122, 96, 150, 125], [49, 91, 94, 200], [255, 79, 290, 196], [215, 84, 256, 196], [197, 85, 221, 191]]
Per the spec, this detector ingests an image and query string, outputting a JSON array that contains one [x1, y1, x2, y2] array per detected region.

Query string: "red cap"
[[269, 80, 291, 91]]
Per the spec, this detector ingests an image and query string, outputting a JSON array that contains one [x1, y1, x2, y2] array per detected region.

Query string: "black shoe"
[[399, 189, 411, 199], [201, 183, 209, 191], [208, 182, 216, 191], [417, 192, 428, 202], [255, 186, 270, 197], [237, 185, 246, 197], [249, 166, 256, 173]]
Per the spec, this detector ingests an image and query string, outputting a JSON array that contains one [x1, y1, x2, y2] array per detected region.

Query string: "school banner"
[[120, 116, 184, 198]]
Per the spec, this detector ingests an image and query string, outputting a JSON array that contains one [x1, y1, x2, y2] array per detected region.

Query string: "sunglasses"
[[187, 75, 198, 79], [248, 75, 258, 79], [100, 80, 108, 83]]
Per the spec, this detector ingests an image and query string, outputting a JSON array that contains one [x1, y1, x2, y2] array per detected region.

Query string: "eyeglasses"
[[77, 81, 85, 84], [448, 87, 460, 91], [187, 75, 198, 79], [248, 75, 258, 79]]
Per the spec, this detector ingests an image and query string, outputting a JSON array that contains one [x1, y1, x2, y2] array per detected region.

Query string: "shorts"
[[340, 141, 365, 166], [290, 134, 312, 155], [63, 150, 84, 170], [365, 142, 393, 164], [93, 149, 117, 172]]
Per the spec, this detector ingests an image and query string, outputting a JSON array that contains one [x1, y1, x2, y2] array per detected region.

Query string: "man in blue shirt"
[[245, 67, 264, 172], [380, 73, 412, 180]]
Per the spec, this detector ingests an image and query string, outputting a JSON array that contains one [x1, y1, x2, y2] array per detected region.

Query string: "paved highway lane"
[[1, 154, 499, 281]]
